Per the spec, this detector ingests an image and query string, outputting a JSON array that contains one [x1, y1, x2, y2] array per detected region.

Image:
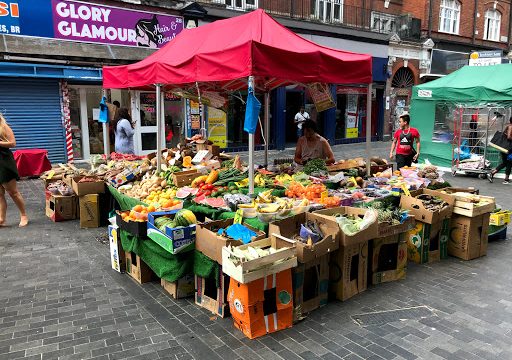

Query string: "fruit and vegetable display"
[[46, 180, 74, 196], [303, 159, 328, 175], [416, 194, 449, 211], [334, 210, 377, 236], [296, 220, 324, 245], [119, 205, 157, 222], [367, 201, 409, 225], [153, 209, 198, 231], [225, 244, 286, 263]]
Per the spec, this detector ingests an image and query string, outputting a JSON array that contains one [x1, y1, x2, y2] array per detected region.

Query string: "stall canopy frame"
[[102, 9, 373, 193]]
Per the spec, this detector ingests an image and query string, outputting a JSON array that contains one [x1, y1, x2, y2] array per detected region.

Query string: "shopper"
[[294, 120, 335, 165], [0, 114, 28, 227], [389, 113, 420, 169], [294, 105, 310, 140], [488, 117, 512, 184], [113, 108, 135, 154]]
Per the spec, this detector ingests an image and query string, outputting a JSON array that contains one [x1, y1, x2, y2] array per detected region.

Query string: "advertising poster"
[[207, 108, 227, 147], [186, 99, 201, 137], [10, 0, 183, 48], [307, 83, 336, 112]]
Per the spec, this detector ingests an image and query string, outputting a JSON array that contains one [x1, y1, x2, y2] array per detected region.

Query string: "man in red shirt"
[[389, 114, 420, 169]]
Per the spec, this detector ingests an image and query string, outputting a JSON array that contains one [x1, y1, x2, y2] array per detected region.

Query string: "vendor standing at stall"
[[389, 113, 420, 169], [294, 120, 335, 165]]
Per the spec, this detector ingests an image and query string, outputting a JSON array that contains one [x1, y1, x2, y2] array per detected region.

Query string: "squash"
[[183, 156, 192, 168], [205, 169, 218, 184]]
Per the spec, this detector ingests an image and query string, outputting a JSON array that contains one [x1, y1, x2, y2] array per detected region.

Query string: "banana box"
[[406, 219, 449, 264]]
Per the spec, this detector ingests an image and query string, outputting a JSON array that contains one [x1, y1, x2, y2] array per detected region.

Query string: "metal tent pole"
[[248, 76, 255, 195], [366, 83, 373, 176], [155, 84, 162, 173], [264, 92, 270, 168], [102, 89, 110, 158]]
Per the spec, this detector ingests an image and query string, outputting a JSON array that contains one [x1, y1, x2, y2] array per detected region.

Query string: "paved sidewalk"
[[1, 146, 512, 360]]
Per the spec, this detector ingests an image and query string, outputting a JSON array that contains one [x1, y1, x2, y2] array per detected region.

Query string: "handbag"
[[489, 131, 512, 154]]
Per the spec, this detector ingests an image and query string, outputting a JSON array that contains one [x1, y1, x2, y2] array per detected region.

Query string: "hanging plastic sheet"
[[243, 87, 261, 134]]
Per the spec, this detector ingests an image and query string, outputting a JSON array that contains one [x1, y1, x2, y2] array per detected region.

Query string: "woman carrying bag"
[[488, 117, 512, 184]]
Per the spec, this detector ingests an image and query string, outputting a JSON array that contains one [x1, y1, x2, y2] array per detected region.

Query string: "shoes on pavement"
[[487, 173, 494, 183], [503, 180, 510, 184]]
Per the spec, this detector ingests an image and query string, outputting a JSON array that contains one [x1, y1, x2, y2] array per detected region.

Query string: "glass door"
[[137, 92, 158, 155], [68, 88, 84, 160]]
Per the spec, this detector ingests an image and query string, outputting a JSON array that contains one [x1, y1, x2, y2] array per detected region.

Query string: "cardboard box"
[[147, 211, 196, 254], [196, 143, 220, 157], [172, 170, 199, 187], [448, 213, 490, 260], [313, 207, 379, 247], [228, 270, 293, 339], [125, 251, 155, 284], [490, 211, 511, 226], [109, 225, 125, 273], [196, 219, 266, 264], [378, 216, 416, 238], [45, 191, 77, 222], [70, 176, 105, 196], [268, 212, 339, 263], [222, 235, 297, 284], [369, 234, 407, 285], [399, 189, 454, 224], [405, 219, 449, 264], [437, 187, 479, 195], [161, 274, 195, 299], [79, 194, 100, 228], [292, 255, 329, 322], [195, 270, 230, 318], [329, 241, 368, 301]]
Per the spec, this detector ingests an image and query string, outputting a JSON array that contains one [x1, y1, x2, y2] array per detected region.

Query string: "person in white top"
[[294, 106, 310, 140]]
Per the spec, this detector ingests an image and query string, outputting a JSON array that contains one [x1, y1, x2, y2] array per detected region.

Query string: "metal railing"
[[197, 0, 420, 38]]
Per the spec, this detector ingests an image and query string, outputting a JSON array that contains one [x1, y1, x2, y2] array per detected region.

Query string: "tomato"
[[206, 184, 214, 190], [196, 191, 204, 197], [204, 190, 212, 196], [199, 182, 205, 188]]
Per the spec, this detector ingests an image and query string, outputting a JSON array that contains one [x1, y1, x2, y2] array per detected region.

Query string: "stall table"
[[14, 149, 52, 177]]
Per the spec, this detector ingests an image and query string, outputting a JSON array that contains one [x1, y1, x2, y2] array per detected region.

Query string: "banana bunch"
[[254, 174, 266, 187], [275, 174, 293, 185], [256, 189, 275, 204], [257, 198, 295, 214]]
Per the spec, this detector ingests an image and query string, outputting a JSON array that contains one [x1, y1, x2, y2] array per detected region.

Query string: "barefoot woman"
[[0, 114, 28, 227]]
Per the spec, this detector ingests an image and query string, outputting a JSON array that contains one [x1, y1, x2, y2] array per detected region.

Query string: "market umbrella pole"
[[366, 83, 372, 176], [248, 76, 255, 195], [264, 92, 270, 168], [156, 84, 162, 173]]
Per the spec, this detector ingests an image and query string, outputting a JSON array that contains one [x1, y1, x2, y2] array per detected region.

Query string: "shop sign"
[[346, 127, 358, 138], [207, 108, 227, 147], [336, 87, 367, 95], [469, 50, 502, 66], [9, 0, 183, 48], [417, 90, 432, 98], [307, 83, 336, 112]]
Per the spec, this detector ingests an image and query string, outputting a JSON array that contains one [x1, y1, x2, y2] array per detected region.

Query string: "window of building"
[[371, 11, 396, 33], [438, 0, 460, 34], [313, 0, 343, 24], [224, 0, 258, 11], [484, 9, 501, 41]]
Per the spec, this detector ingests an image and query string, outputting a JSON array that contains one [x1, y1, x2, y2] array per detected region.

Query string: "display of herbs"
[[416, 194, 448, 211], [303, 159, 328, 175], [427, 181, 451, 190]]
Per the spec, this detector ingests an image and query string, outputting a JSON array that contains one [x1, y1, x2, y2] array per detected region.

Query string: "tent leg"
[[366, 83, 372, 176], [102, 89, 110, 158], [264, 92, 270, 168], [248, 76, 255, 195], [156, 84, 162, 173]]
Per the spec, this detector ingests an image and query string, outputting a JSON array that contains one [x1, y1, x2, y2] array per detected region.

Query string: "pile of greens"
[[304, 159, 327, 175]]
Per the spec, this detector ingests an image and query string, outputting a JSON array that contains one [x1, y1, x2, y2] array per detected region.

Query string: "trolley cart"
[[451, 106, 506, 178]]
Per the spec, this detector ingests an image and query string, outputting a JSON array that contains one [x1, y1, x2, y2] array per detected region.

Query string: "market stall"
[[411, 64, 512, 168]]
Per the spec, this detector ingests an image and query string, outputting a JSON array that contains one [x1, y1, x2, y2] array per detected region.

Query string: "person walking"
[[488, 117, 512, 184], [0, 114, 28, 227], [294, 106, 310, 140], [113, 108, 135, 154], [389, 113, 420, 169]]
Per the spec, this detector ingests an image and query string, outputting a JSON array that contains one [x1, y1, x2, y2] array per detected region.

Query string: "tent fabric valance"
[[103, 9, 372, 92]]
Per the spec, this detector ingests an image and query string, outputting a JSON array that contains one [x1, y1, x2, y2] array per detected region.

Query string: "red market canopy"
[[102, 9, 372, 91]]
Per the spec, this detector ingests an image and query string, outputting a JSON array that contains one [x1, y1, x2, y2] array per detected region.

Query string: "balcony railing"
[[197, 0, 421, 38]]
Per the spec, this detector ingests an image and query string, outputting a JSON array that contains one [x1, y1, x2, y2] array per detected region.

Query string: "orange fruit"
[[133, 205, 143, 212], [147, 205, 156, 213]]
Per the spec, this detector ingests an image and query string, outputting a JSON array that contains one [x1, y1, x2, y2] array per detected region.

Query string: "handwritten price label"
[[234, 209, 243, 224]]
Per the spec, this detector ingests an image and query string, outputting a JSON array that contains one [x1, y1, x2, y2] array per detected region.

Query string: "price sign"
[[234, 209, 243, 224]]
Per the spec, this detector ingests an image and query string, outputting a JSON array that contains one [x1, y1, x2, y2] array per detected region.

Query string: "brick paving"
[[1, 142, 512, 360]]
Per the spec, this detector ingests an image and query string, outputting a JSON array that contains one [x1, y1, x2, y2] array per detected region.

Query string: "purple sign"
[[51, 0, 184, 48]]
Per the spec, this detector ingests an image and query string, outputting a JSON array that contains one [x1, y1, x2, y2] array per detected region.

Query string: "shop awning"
[[102, 9, 372, 91]]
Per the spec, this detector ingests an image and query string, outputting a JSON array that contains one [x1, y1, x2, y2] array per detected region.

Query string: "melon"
[[175, 209, 197, 226], [176, 188, 191, 199]]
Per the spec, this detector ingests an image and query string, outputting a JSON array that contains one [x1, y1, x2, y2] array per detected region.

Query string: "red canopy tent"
[[103, 9, 373, 192]]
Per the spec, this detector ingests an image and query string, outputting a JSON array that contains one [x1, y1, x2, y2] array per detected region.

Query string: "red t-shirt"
[[394, 127, 420, 155]]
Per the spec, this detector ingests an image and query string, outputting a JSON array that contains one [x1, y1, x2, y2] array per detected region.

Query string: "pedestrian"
[[0, 113, 28, 227], [488, 116, 512, 184], [294, 105, 310, 140], [389, 113, 420, 169], [294, 120, 335, 165], [112, 108, 135, 154]]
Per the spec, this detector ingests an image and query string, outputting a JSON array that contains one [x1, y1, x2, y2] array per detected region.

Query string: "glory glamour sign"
[[3, 0, 184, 48]]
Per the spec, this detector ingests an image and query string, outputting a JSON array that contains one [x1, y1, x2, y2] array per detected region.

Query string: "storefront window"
[[68, 88, 83, 160], [335, 86, 376, 140], [85, 88, 104, 155]]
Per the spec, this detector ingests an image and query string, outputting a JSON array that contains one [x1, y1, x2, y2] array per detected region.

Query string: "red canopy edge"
[[103, 9, 372, 91]]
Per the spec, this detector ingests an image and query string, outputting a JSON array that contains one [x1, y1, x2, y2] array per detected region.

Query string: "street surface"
[[1, 142, 511, 360]]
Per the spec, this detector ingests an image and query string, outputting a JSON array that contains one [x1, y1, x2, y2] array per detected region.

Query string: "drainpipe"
[[472, 0, 478, 44], [428, 0, 433, 38]]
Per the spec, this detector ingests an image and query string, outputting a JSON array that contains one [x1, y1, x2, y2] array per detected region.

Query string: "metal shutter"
[[0, 78, 66, 163]]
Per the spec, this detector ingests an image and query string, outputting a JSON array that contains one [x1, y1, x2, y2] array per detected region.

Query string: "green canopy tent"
[[411, 64, 512, 167]]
